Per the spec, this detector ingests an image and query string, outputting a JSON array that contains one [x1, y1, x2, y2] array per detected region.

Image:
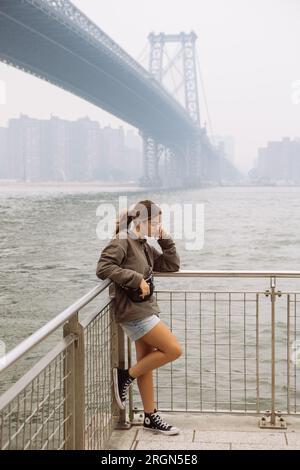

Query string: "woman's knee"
[[166, 342, 182, 360], [141, 320, 182, 360]]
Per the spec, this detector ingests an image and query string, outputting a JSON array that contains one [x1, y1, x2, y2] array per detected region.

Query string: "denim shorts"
[[120, 314, 160, 342]]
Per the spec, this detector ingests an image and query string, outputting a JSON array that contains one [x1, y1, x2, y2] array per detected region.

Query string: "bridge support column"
[[184, 136, 203, 187], [139, 133, 162, 188]]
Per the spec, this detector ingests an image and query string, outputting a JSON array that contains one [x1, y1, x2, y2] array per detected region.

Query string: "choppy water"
[[0, 184, 300, 409]]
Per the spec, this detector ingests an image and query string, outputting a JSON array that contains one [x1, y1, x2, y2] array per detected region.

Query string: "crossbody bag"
[[121, 243, 155, 303]]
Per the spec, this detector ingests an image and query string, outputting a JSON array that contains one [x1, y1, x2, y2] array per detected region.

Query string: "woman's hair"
[[115, 200, 162, 236]]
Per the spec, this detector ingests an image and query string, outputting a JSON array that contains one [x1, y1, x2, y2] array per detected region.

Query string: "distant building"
[[8, 115, 38, 180], [249, 137, 300, 184], [68, 117, 102, 181], [124, 129, 143, 179], [212, 135, 235, 166], [0, 127, 8, 178], [42, 116, 71, 181], [100, 125, 125, 180], [0, 116, 143, 182]]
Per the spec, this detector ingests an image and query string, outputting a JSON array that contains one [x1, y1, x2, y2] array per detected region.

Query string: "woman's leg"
[[129, 320, 182, 379], [134, 339, 157, 414]]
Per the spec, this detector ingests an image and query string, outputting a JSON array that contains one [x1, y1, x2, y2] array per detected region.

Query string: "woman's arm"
[[96, 238, 143, 288], [150, 228, 180, 272]]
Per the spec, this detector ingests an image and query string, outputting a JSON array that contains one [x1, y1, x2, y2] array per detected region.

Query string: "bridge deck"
[[107, 413, 300, 450], [0, 0, 196, 139]]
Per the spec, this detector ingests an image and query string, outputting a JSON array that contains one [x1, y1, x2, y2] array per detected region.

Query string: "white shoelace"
[[151, 413, 170, 429], [121, 377, 133, 400]]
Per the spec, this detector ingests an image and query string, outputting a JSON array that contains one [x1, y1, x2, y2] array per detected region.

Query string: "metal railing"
[[1, 271, 300, 450], [0, 279, 125, 450], [127, 271, 300, 429]]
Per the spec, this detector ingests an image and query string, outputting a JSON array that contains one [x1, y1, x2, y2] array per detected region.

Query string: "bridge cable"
[[136, 42, 149, 67], [195, 46, 216, 146], [163, 48, 183, 103]]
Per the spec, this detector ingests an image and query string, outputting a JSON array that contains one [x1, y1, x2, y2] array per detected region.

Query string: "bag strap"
[[142, 243, 153, 272]]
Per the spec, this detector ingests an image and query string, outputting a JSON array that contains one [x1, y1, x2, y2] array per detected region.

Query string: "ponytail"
[[115, 208, 133, 236], [115, 200, 162, 236]]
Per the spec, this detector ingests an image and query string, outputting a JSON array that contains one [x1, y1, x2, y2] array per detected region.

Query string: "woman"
[[96, 200, 182, 435]]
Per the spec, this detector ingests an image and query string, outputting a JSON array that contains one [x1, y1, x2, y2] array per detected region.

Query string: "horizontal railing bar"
[[154, 270, 300, 277], [177, 355, 256, 360], [159, 328, 258, 332], [80, 295, 112, 329], [0, 279, 111, 374], [159, 355, 254, 360], [158, 319, 258, 323], [183, 342, 257, 346], [157, 290, 300, 296], [157, 292, 267, 296], [132, 407, 269, 415], [152, 385, 258, 390], [157, 371, 258, 376]]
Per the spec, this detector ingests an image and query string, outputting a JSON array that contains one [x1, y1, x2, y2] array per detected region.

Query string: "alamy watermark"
[[96, 196, 205, 251]]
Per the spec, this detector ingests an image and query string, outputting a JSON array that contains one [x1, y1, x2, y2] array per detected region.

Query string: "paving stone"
[[194, 431, 286, 446], [135, 441, 230, 450], [136, 428, 193, 442], [284, 433, 300, 448], [106, 436, 136, 450]]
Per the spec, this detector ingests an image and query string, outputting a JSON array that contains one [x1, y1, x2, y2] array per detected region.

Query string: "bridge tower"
[[140, 31, 203, 188]]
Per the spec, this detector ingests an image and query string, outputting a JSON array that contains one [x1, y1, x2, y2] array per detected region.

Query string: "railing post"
[[127, 336, 135, 424], [63, 329, 75, 449], [109, 284, 131, 430], [260, 277, 286, 429], [63, 313, 85, 449]]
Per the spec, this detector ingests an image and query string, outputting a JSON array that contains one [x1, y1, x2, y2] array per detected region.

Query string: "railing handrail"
[[155, 270, 300, 277], [0, 279, 111, 374], [1, 269, 300, 374]]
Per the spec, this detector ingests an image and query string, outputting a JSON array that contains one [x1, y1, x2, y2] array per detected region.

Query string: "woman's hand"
[[157, 225, 170, 240], [139, 278, 150, 299]]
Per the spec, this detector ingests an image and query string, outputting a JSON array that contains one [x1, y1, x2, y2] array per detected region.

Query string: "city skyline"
[[0, 114, 243, 184], [0, 114, 143, 182], [249, 136, 300, 184]]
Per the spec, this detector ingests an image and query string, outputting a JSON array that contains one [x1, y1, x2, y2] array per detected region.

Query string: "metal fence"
[[1, 271, 300, 449], [0, 279, 124, 450], [128, 272, 300, 429], [0, 339, 73, 450]]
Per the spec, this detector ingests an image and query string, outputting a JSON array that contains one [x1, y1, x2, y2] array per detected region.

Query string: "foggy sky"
[[0, 0, 299, 173]]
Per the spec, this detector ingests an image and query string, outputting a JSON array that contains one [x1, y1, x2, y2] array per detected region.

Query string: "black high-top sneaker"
[[143, 408, 180, 435], [112, 367, 135, 410]]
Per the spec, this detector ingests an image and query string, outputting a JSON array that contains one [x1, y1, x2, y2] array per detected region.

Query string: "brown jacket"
[[96, 228, 180, 323]]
